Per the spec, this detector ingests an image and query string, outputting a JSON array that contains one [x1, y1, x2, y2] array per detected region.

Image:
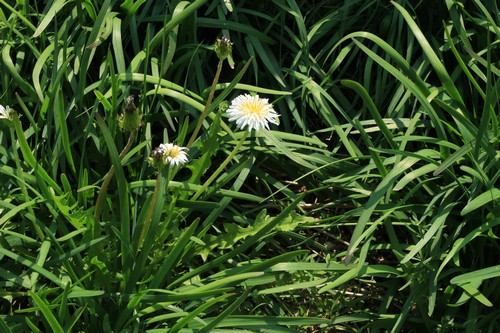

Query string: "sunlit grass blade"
[[11, 112, 62, 194], [1, 44, 37, 97], [391, 1, 466, 110], [32, 0, 68, 38], [148, 0, 209, 49], [460, 188, 500, 215], [29, 291, 65, 333]]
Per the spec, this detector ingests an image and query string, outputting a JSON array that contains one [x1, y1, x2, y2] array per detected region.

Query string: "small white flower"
[[0, 105, 11, 120], [226, 94, 279, 132], [159, 143, 189, 168]]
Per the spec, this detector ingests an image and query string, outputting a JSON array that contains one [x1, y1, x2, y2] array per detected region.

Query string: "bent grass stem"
[[186, 59, 224, 148], [94, 130, 136, 222]]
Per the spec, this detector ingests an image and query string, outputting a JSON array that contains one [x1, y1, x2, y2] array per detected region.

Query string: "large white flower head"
[[226, 94, 279, 132], [0, 105, 11, 120], [159, 143, 189, 168]]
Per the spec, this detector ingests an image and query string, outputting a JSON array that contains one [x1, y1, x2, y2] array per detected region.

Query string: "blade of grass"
[[29, 291, 64, 333], [460, 188, 500, 215], [168, 194, 305, 288], [32, 0, 68, 37], [401, 187, 457, 264], [95, 113, 131, 275], [341, 79, 398, 150], [11, 112, 62, 194], [198, 290, 251, 333], [345, 156, 420, 264], [391, 1, 466, 111], [1, 44, 37, 97]]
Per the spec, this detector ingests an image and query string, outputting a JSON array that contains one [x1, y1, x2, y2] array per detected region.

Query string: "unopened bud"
[[215, 35, 233, 61], [119, 95, 142, 132], [148, 145, 167, 170]]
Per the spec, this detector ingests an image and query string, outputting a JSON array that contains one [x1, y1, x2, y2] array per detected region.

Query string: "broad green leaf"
[[461, 188, 500, 215], [450, 265, 500, 285]]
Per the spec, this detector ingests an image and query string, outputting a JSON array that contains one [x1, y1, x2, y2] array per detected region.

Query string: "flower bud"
[[214, 35, 233, 61], [148, 145, 168, 170], [119, 95, 142, 132]]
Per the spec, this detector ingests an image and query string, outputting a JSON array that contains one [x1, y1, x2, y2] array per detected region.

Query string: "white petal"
[[226, 94, 279, 132]]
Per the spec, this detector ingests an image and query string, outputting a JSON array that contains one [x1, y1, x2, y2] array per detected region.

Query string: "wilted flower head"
[[124, 95, 137, 114], [0, 105, 11, 121], [118, 95, 142, 132], [148, 143, 188, 169], [214, 35, 233, 61], [226, 94, 279, 132]]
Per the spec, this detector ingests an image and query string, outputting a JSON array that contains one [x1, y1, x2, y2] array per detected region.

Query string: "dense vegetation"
[[0, 0, 499, 332]]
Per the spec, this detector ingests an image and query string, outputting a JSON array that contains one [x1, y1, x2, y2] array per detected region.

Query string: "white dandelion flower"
[[226, 94, 279, 132], [159, 143, 189, 168], [0, 105, 11, 120]]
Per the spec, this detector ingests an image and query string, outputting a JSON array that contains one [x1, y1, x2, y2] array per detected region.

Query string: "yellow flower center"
[[243, 100, 263, 116], [168, 146, 180, 158]]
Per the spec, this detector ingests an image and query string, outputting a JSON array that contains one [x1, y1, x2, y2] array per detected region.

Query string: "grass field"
[[0, 0, 499, 332]]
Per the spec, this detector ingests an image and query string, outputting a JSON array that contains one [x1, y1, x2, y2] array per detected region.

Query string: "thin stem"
[[186, 59, 224, 148], [138, 169, 163, 249], [94, 130, 136, 222], [191, 131, 249, 201]]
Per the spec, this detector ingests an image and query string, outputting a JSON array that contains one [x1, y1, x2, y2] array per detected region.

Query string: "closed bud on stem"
[[119, 95, 142, 132], [214, 35, 233, 61], [148, 146, 168, 170]]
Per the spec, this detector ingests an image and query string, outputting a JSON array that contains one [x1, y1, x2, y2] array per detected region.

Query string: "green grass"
[[1, 0, 499, 332]]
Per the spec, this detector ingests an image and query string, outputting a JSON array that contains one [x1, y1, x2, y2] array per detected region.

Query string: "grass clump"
[[0, 0, 499, 332]]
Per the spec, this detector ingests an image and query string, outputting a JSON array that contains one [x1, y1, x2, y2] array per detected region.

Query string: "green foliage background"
[[0, 0, 499, 332]]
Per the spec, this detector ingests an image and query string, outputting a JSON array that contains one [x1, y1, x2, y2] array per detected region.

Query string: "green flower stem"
[[138, 168, 164, 249], [186, 58, 224, 148], [191, 131, 249, 201], [94, 130, 136, 222]]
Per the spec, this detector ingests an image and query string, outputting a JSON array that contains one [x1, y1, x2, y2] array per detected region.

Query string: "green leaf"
[[391, 1, 466, 109], [29, 291, 65, 333], [95, 113, 131, 274], [450, 265, 500, 285], [451, 281, 493, 307], [401, 188, 457, 264], [461, 188, 500, 215], [33, 0, 69, 37], [433, 140, 474, 176], [53, 194, 94, 229], [93, 89, 112, 111], [186, 111, 222, 184], [345, 156, 420, 263], [198, 290, 251, 333]]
